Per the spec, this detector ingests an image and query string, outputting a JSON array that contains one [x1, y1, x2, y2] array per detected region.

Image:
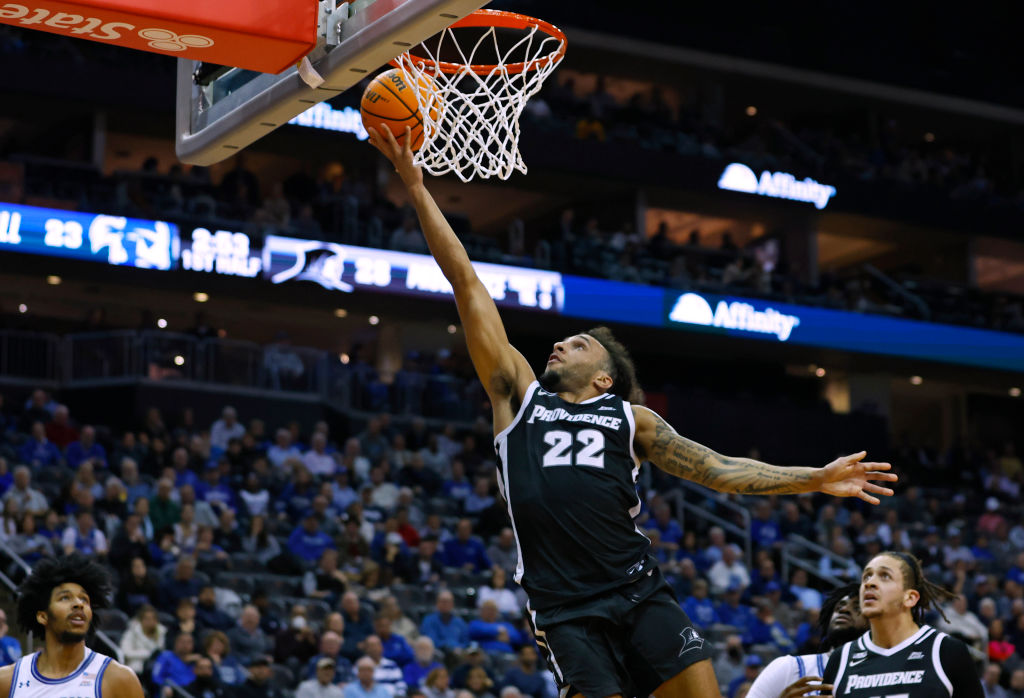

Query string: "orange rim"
[[389, 9, 567, 76]]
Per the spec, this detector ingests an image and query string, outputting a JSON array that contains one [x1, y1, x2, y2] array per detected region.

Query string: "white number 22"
[[542, 429, 605, 469]]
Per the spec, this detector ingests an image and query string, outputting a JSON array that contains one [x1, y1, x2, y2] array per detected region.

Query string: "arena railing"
[[665, 487, 753, 568], [0, 330, 60, 387], [781, 534, 856, 590]]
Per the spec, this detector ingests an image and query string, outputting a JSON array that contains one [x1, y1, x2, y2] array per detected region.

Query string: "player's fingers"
[[862, 461, 891, 470], [402, 125, 413, 158], [863, 482, 894, 497], [868, 472, 899, 482], [857, 490, 881, 505], [844, 450, 867, 463]]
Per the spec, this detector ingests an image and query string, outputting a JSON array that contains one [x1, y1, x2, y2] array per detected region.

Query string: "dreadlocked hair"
[[816, 581, 861, 651], [882, 551, 955, 625], [17, 553, 112, 639], [585, 326, 642, 403]]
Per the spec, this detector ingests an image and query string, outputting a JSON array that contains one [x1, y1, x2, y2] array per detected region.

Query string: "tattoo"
[[643, 412, 815, 495]]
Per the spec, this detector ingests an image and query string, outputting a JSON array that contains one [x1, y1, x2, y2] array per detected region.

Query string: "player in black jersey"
[[823, 552, 982, 697], [369, 127, 898, 698]]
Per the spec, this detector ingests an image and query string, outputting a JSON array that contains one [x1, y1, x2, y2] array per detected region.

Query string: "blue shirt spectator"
[[65, 426, 107, 469], [439, 520, 491, 572], [468, 601, 523, 654], [378, 625, 414, 667], [651, 505, 683, 547], [289, 516, 336, 563], [196, 587, 236, 632], [152, 635, 197, 689], [345, 680, 391, 698], [743, 604, 796, 653], [0, 612, 21, 667], [420, 590, 469, 650], [402, 637, 441, 689], [501, 646, 550, 698], [18, 423, 61, 468], [682, 581, 718, 629], [715, 588, 755, 633]]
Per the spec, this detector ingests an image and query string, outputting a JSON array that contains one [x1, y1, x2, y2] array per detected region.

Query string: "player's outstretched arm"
[[0, 663, 13, 696], [101, 661, 146, 698], [632, 406, 897, 502], [368, 126, 534, 403]]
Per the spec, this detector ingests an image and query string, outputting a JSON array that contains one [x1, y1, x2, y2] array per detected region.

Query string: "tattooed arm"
[[631, 406, 897, 502]]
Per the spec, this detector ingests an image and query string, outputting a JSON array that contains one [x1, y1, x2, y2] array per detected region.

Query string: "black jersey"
[[823, 625, 982, 698], [494, 381, 652, 612]]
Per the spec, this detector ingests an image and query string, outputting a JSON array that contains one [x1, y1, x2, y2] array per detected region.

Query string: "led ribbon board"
[[0, 202, 179, 269], [718, 162, 837, 210]]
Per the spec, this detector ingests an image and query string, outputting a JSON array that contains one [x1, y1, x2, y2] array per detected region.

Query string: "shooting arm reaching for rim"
[[368, 127, 535, 412], [632, 405, 897, 502]]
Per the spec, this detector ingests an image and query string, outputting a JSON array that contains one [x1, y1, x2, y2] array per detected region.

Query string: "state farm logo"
[[138, 28, 213, 51], [0, 4, 214, 51]]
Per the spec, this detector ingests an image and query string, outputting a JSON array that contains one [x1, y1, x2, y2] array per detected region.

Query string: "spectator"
[[2, 466, 48, 517], [239, 472, 271, 518], [380, 595, 418, 641], [151, 632, 199, 690], [715, 583, 755, 635], [936, 594, 988, 654], [174, 503, 199, 550], [341, 591, 375, 648], [116, 556, 159, 614], [211, 406, 245, 451], [66, 425, 107, 469], [728, 655, 763, 698], [818, 537, 860, 580], [712, 635, 746, 691], [369, 466, 400, 511], [423, 667, 455, 698], [149, 477, 182, 532], [9, 510, 54, 565], [18, 421, 62, 468], [299, 656, 346, 698], [0, 609, 21, 667], [375, 613, 415, 667], [304, 548, 348, 606], [499, 645, 547, 698], [289, 511, 336, 564], [650, 503, 683, 552], [158, 556, 203, 612], [44, 404, 78, 450], [421, 590, 469, 651], [235, 655, 287, 698], [340, 438, 372, 482], [345, 656, 391, 698], [166, 598, 198, 648], [1009, 669, 1024, 698], [61, 510, 108, 557], [404, 636, 442, 690], [682, 579, 718, 629], [396, 533, 443, 585], [400, 456, 442, 498], [744, 601, 796, 653], [242, 515, 282, 566], [983, 663, 1008, 698], [465, 666, 496, 698], [274, 605, 319, 668], [463, 478, 495, 516], [442, 461, 473, 504], [440, 519, 491, 573], [468, 600, 522, 654], [788, 569, 823, 611], [120, 604, 166, 674], [228, 604, 273, 666], [364, 634, 407, 697], [205, 630, 248, 686], [305, 432, 337, 478], [486, 528, 518, 579], [708, 544, 750, 595], [749, 501, 782, 549], [477, 567, 519, 617], [196, 585, 236, 632]]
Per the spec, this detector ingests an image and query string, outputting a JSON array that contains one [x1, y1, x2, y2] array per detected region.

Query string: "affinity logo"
[[668, 293, 801, 341], [718, 163, 836, 210]]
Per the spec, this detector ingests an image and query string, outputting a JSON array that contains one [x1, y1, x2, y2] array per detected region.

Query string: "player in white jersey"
[[0, 554, 143, 698], [747, 583, 866, 697]]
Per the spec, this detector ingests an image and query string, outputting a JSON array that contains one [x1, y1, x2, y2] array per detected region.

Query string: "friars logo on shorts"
[[678, 627, 704, 656]]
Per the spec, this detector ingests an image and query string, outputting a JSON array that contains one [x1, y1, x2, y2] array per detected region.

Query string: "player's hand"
[[367, 125, 423, 189], [819, 451, 897, 505], [781, 675, 832, 697]]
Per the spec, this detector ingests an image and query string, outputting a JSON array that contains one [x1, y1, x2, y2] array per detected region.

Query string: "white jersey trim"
[[497, 437, 526, 583], [862, 624, 931, 656], [622, 401, 642, 518], [931, 632, 953, 696], [832, 640, 852, 695], [494, 381, 540, 448]]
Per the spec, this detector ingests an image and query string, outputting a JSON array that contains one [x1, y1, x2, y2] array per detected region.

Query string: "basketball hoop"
[[391, 9, 567, 182]]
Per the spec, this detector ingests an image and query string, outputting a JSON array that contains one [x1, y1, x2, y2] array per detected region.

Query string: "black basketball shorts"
[[526, 568, 713, 698]]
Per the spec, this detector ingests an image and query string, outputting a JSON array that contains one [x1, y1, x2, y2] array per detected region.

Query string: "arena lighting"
[[193, 292, 209, 303], [173, 355, 185, 366], [157, 318, 168, 328], [368, 315, 380, 325], [1010, 387, 1021, 397], [815, 367, 826, 378], [447, 324, 457, 334], [45, 275, 61, 285], [718, 163, 837, 210], [745, 105, 757, 116], [910, 375, 923, 385], [17, 304, 27, 313], [339, 353, 350, 364], [924, 132, 936, 142], [333, 308, 348, 318]]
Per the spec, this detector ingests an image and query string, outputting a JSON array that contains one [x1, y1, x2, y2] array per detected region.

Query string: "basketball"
[[360, 68, 438, 152]]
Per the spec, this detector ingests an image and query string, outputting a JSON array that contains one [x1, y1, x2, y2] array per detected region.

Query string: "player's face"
[[860, 555, 919, 621], [539, 334, 609, 394], [828, 594, 864, 633], [40, 582, 92, 644]]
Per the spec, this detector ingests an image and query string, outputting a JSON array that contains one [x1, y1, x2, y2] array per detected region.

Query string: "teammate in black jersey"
[[369, 127, 898, 698], [823, 552, 982, 697]]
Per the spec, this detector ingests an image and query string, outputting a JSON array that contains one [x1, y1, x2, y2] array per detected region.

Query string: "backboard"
[[175, 0, 488, 166]]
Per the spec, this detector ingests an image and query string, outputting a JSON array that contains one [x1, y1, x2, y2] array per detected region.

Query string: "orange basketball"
[[360, 68, 438, 152]]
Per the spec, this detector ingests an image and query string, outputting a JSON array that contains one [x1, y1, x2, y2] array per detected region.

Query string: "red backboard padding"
[[0, 0, 318, 73]]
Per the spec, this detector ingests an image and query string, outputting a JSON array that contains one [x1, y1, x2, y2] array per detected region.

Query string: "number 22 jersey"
[[823, 625, 982, 697], [494, 381, 653, 612]]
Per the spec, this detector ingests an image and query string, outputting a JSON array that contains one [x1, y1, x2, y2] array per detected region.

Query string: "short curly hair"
[[16, 554, 112, 640]]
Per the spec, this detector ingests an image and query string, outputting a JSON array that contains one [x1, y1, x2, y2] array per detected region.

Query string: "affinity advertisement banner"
[[0, 202, 179, 269]]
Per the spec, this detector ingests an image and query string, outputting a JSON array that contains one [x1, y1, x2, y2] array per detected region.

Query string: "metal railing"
[[665, 483, 753, 568], [781, 534, 858, 589]]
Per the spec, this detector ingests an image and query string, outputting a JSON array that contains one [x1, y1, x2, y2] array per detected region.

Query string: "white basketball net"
[[394, 19, 565, 182]]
